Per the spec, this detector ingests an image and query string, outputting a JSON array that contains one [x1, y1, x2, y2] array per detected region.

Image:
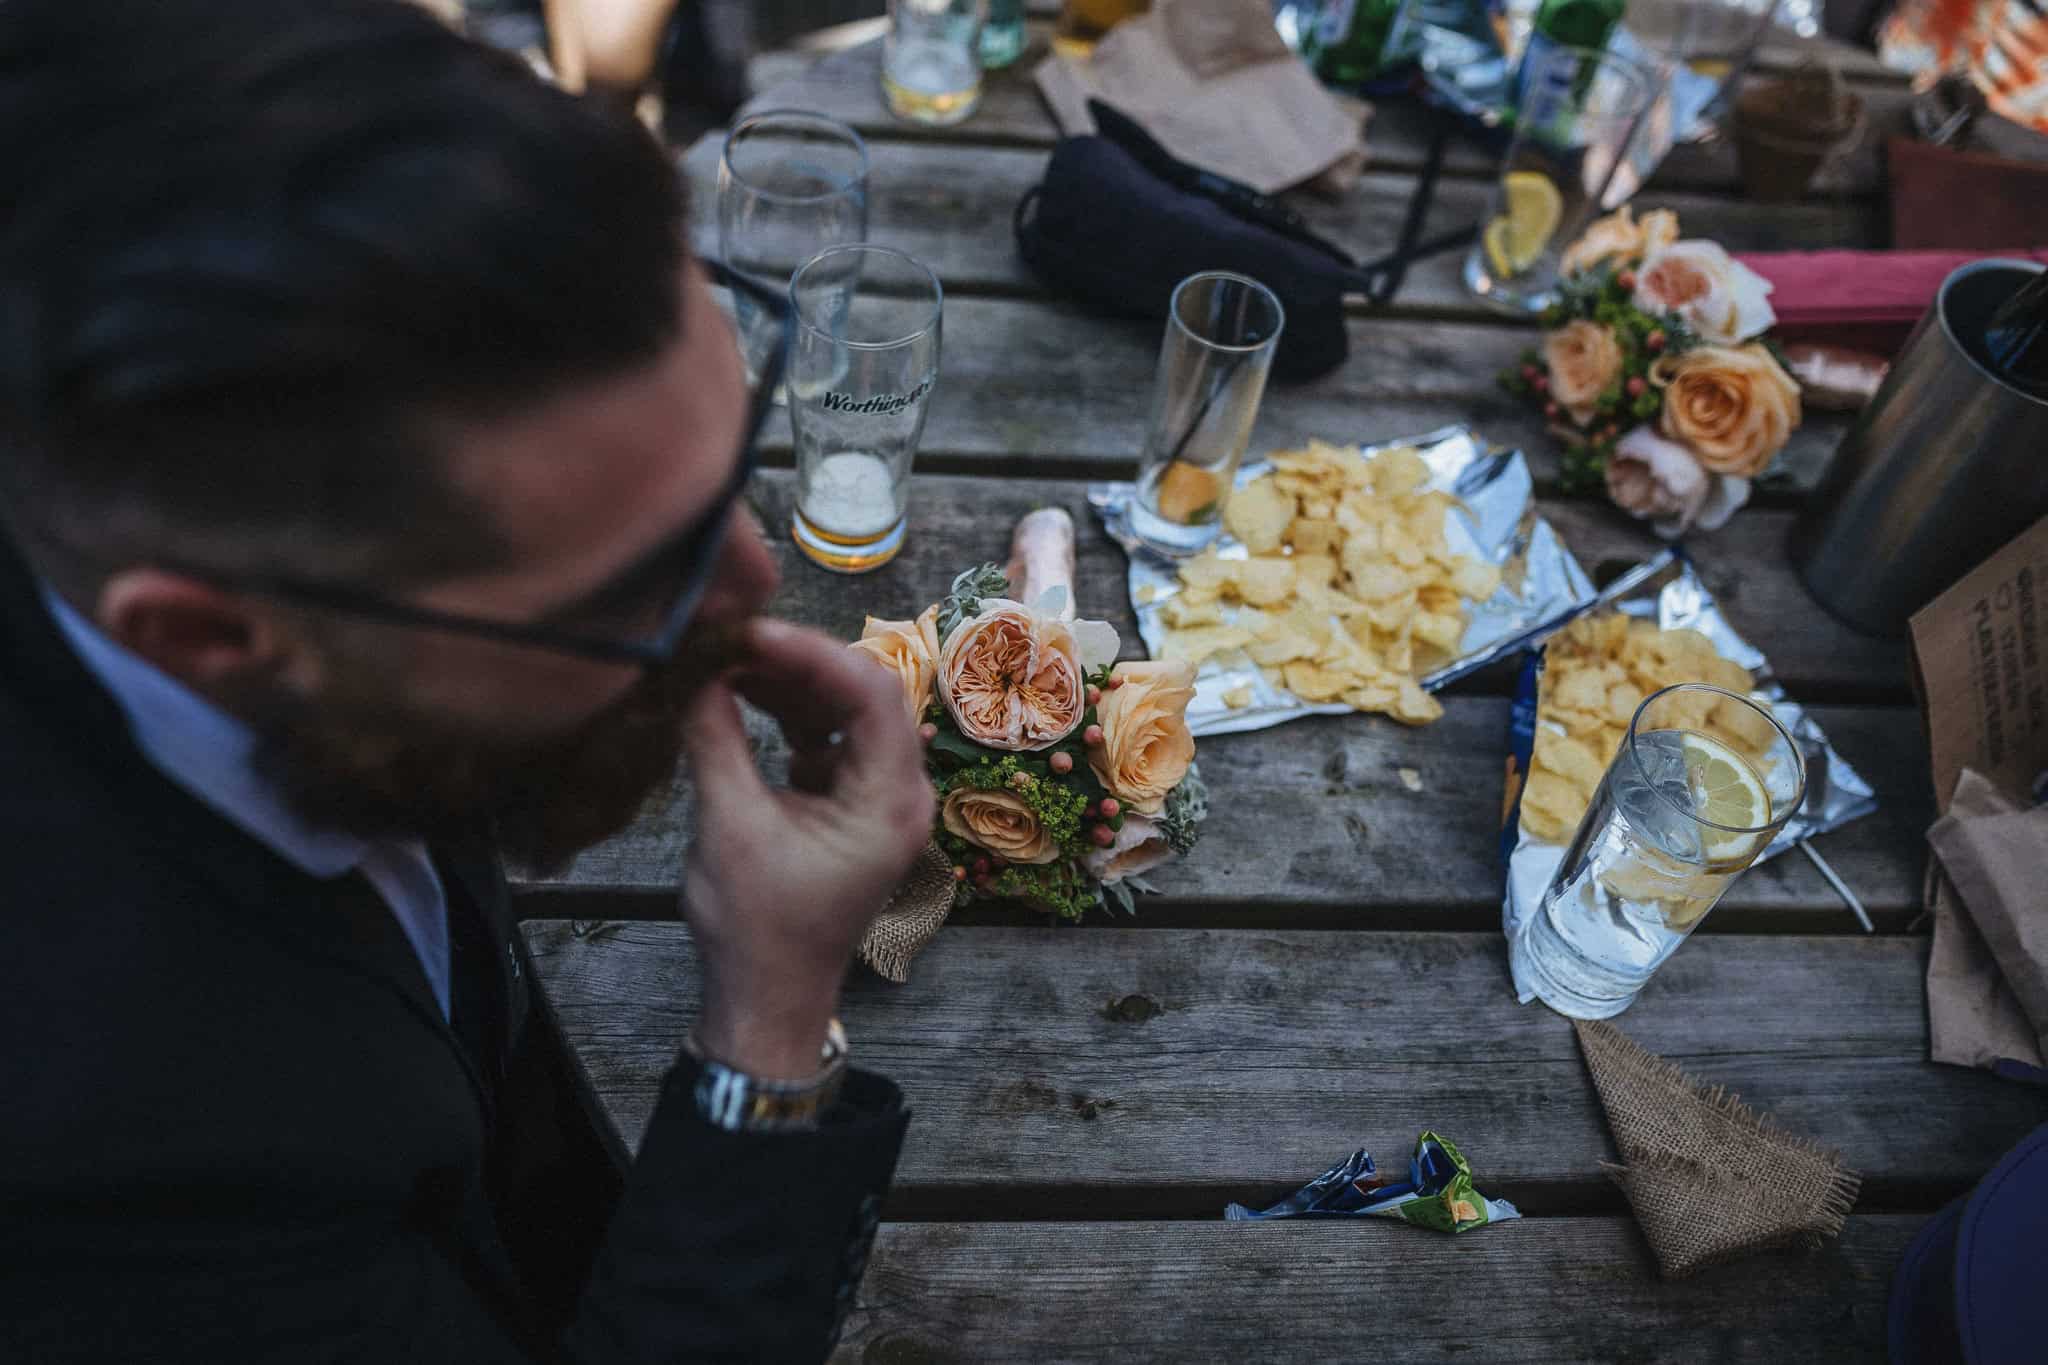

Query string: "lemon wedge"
[[1483, 171, 1564, 277], [1152, 462, 1222, 524], [1681, 731, 1771, 862]]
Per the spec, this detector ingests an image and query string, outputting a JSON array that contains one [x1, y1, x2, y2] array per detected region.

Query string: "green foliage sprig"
[[935, 563, 1011, 644], [1495, 263, 1708, 494]]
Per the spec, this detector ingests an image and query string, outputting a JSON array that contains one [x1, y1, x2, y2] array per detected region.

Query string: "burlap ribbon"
[[857, 843, 960, 985], [1575, 1020, 1861, 1278]]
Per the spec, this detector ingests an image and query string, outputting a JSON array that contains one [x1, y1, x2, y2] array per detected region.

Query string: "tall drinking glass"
[[1624, 0, 1782, 163], [1516, 683, 1807, 1019], [1463, 45, 1653, 315], [717, 112, 869, 397], [787, 245, 944, 574], [883, 0, 986, 127], [1129, 272, 1285, 558]]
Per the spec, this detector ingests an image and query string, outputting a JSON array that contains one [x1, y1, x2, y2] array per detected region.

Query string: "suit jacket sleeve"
[[562, 1057, 909, 1364]]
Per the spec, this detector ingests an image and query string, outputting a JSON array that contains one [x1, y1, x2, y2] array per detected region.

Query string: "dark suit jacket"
[[0, 537, 909, 1363]]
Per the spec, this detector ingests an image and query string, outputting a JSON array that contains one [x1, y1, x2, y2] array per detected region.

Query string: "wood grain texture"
[[509, 471, 1919, 914], [731, 294, 1859, 496], [524, 922, 2048, 1203], [751, 472, 1904, 699], [681, 133, 1881, 321], [512, 691, 1928, 923], [831, 1217, 1918, 1363], [742, 37, 1908, 195]]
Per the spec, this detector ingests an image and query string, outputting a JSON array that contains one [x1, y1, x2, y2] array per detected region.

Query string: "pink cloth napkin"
[[1735, 249, 2048, 356]]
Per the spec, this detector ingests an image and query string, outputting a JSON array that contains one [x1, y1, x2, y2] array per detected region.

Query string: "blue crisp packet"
[[1224, 1132, 1520, 1233]]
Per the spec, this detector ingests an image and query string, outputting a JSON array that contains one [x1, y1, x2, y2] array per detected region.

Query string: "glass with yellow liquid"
[[1129, 271, 1284, 558], [1516, 684, 1806, 1019], [1462, 44, 1652, 314], [787, 246, 944, 573], [884, 0, 987, 127]]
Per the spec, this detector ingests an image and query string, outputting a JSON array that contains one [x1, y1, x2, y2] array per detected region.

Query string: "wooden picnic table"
[[517, 23, 2048, 1362]]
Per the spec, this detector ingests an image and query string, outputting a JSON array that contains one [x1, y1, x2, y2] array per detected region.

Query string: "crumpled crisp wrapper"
[[1499, 550, 1880, 1002], [1224, 1131, 1520, 1232], [1091, 425, 1597, 739]]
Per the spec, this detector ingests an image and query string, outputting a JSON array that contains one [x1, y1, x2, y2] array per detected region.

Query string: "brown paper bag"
[[1910, 520, 2048, 1080], [1908, 514, 2048, 815], [1033, 0, 1370, 196]]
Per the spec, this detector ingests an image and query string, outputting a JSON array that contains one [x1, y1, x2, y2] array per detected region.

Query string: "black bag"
[[1014, 134, 1354, 383]]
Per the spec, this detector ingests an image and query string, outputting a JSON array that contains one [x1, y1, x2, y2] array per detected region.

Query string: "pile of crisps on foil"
[[1520, 612, 1780, 844], [1147, 441, 1503, 727]]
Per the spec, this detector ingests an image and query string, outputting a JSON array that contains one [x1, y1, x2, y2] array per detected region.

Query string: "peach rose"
[[1082, 813, 1174, 885], [1558, 206, 1681, 278], [914, 603, 941, 662], [1605, 426, 1751, 538], [1632, 241, 1777, 345], [1639, 209, 1679, 260], [847, 615, 936, 727], [1543, 320, 1625, 427], [1655, 343, 1802, 479], [938, 600, 1117, 751], [1088, 660, 1197, 816], [942, 787, 1059, 865]]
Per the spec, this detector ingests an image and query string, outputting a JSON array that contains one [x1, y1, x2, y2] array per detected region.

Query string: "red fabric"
[[1734, 249, 2048, 356]]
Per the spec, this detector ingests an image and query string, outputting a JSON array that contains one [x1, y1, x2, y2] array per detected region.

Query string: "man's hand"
[[680, 619, 934, 1080]]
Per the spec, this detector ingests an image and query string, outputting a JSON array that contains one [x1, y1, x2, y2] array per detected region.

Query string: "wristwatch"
[[685, 1018, 848, 1133]]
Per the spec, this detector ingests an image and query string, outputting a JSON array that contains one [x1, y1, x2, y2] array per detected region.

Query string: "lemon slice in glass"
[[1681, 731, 1772, 862], [1483, 171, 1564, 277]]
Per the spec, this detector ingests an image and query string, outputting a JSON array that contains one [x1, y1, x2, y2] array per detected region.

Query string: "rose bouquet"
[[846, 509, 1207, 920], [1498, 207, 1803, 538]]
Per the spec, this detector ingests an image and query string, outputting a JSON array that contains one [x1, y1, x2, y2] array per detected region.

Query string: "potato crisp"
[[1156, 441, 1504, 727], [1519, 613, 1770, 844]]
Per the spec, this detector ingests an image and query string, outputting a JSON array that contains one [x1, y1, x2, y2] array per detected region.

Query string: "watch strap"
[[684, 1019, 848, 1133]]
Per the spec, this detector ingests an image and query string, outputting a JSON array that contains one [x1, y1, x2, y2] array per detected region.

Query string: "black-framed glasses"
[[156, 261, 791, 667]]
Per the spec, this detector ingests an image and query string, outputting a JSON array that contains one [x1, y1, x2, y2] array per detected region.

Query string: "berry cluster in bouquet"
[[846, 510, 1207, 921], [1499, 207, 1804, 538]]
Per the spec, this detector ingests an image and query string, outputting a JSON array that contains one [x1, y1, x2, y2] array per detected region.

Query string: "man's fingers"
[[736, 622, 916, 753], [681, 679, 768, 805], [736, 619, 929, 813]]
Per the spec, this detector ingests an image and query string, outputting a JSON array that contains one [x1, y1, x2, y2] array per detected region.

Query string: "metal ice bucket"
[[1794, 259, 2048, 636]]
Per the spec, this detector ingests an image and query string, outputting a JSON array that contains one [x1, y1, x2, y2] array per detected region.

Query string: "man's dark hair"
[[0, 0, 689, 589]]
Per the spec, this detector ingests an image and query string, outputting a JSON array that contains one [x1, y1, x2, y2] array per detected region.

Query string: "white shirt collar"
[[42, 588, 370, 879]]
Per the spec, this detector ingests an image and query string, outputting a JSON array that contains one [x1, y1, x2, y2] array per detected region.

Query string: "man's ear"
[[95, 569, 290, 691]]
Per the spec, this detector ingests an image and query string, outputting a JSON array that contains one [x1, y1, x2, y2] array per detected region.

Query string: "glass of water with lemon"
[[1464, 44, 1654, 314], [1517, 683, 1806, 1019]]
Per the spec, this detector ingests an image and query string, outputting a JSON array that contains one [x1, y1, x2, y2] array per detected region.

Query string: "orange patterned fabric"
[[1881, 0, 2048, 133]]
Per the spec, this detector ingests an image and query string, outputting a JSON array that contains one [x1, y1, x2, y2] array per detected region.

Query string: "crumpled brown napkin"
[[1033, 0, 1371, 196], [1575, 1020, 1861, 1278], [857, 843, 959, 984], [1926, 769, 2048, 1081]]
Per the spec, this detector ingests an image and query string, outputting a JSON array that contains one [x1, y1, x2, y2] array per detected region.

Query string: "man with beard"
[[0, 1, 935, 1360]]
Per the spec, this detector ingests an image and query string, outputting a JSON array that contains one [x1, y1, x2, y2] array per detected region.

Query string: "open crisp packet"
[[1091, 426, 1596, 738], [1224, 1132, 1520, 1232], [1499, 551, 1880, 1002]]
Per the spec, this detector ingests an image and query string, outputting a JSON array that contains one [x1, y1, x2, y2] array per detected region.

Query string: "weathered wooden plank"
[[736, 473, 1902, 697], [511, 690, 1925, 920], [524, 922, 2048, 1202], [832, 1216, 1918, 1363], [512, 472, 1918, 912], [743, 37, 1907, 194], [738, 294, 1858, 495], [681, 133, 1882, 320]]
